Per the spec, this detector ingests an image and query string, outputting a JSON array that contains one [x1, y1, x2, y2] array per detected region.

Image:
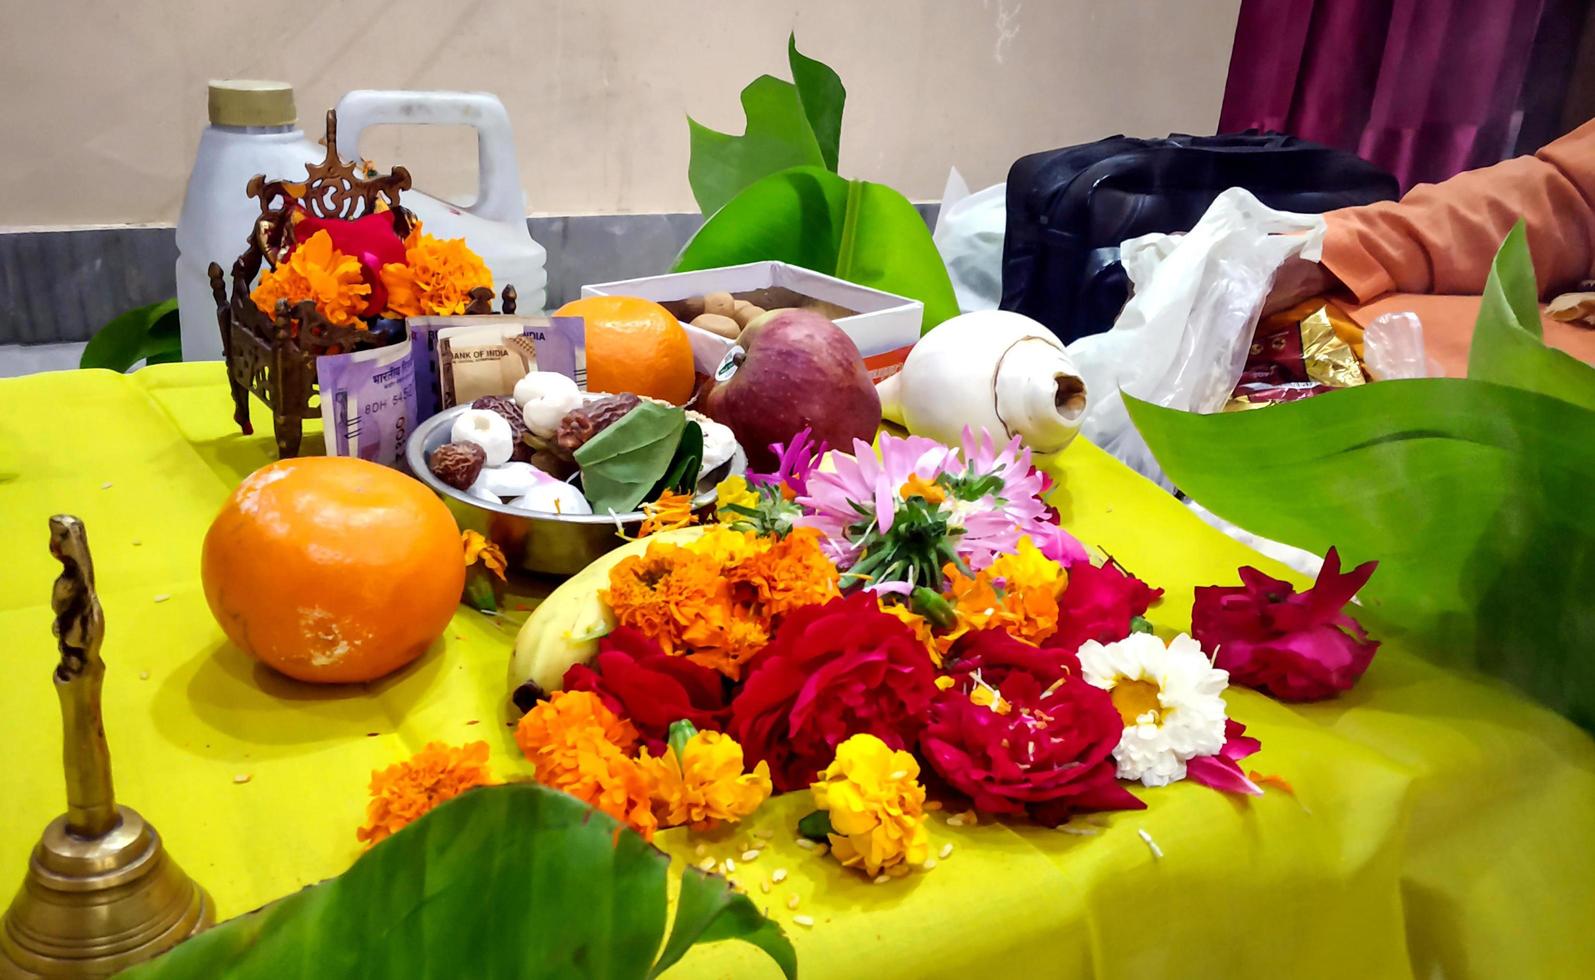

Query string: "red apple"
[[703, 310, 881, 471]]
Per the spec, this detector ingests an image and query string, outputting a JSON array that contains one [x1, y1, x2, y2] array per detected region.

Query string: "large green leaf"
[[80, 298, 182, 372], [786, 34, 845, 173], [676, 166, 961, 330], [686, 35, 845, 216], [124, 784, 795, 979], [1127, 229, 1595, 727], [1468, 221, 1595, 411]]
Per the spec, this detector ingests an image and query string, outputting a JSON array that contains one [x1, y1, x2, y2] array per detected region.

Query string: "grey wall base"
[[0, 205, 938, 354]]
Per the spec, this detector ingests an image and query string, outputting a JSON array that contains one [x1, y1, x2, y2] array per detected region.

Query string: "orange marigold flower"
[[380, 231, 493, 318], [639, 489, 699, 537], [356, 740, 496, 847], [604, 528, 839, 681], [251, 229, 370, 327], [462, 529, 507, 580], [638, 730, 771, 831], [939, 537, 1067, 655], [514, 691, 656, 839]]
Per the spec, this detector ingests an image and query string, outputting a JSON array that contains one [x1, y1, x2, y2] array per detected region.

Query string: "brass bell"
[[1, 517, 212, 977]]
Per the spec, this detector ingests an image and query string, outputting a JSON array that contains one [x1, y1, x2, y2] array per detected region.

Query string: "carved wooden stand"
[[208, 109, 516, 458]]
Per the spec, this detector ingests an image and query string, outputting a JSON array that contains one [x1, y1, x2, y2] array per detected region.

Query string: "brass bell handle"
[[48, 514, 119, 838]]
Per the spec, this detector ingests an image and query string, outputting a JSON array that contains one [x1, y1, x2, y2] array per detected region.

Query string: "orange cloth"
[[1321, 118, 1595, 376]]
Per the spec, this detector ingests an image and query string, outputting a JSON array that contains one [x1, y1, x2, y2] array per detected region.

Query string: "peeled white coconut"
[[514, 372, 583, 440], [472, 461, 553, 499], [509, 480, 593, 516], [451, 409, 515, 467], [876, 310, 1087, 453], [688, 412, 739, 479]]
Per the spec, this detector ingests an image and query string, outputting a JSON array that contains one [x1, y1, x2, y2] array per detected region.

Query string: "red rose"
[[1044, 559, 1163, 654], [562, 627, 729, 753], [292, 209, 408, 317], [922, 630, 1143, 825], [728, 593, 938, 792], [1192, 548, 1379, 701]]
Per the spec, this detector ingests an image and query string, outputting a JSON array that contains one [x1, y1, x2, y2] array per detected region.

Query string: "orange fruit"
[[201, 457, 464, 684], [556, 295, 695, 404]]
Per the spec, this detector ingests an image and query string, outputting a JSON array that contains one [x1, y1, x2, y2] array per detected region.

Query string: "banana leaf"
[[123, 784, 796, 979], [676, 166, 961, 331], [80, 298, 182, 372], [576, 401, 688, 515], [686, 35, 843, 215], [1128, 225, 1595, 727]]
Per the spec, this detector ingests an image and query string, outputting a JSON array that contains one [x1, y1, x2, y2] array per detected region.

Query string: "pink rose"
[[1192, 548, 1378, 701]]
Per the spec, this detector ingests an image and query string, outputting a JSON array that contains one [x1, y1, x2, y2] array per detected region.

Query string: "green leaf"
[[649, 869, 797, 980], [797, 809, 834, 842], [676, 166, 961, 330], [1468, 220, 1595, 410], [124, 784, 795, 979], [80, 299, 181, 372], [576, 401, 688, 515], [687, 75, 826, 216], [651, 420, 703, 500], [1128, 378, 1595, 729], [1129, 228, 1595, 728], [787, 34, 845, 173]]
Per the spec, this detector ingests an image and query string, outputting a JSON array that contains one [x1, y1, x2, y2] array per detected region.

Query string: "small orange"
[[201, 457, 464, 684], [556, 295, 695, 404]]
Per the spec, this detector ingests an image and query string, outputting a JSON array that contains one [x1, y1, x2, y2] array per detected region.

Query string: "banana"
[[509, 527, 705, 698]]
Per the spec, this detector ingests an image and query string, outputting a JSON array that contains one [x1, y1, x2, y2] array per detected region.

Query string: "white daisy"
[[1077, 632, 1229, 787]]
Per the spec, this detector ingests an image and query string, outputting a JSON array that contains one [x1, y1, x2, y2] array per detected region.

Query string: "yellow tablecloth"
[[3, 364, 1594, 979]]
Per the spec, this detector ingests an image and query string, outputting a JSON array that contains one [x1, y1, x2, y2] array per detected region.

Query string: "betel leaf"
[[80, 298, 182, 372], [1128, 228, 1595, 728], [123, 784, 795, 979], [787, 33, 845, 172], [650, 420, 703, 500], [576, 401, 688, 515], [676, 166, 961, 331]]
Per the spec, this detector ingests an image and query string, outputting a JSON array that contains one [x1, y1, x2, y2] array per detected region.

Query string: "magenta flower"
[[747, 426, 828, 496], [796, 432, 956, 569], [1186, 720, 1264, 796], [1191, 548, 1379, 701]]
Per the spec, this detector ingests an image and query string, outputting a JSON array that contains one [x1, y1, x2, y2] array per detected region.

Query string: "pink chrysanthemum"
[[795, 428, 1063, 594]]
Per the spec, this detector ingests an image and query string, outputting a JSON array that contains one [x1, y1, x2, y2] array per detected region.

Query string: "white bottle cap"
[[207, 80, 296, 127]]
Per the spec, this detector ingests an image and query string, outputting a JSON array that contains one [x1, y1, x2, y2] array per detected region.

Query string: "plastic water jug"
[[175, 82, 548, 360]]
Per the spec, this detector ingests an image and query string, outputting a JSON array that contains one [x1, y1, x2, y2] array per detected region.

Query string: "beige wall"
[[0, 0, 1240, 228]]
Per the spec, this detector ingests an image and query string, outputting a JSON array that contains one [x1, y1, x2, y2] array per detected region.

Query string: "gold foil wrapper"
[[1299, 304, 1367, 389]]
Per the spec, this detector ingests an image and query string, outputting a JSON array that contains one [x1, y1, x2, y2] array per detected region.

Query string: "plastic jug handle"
[[334, 90, 525, 226]]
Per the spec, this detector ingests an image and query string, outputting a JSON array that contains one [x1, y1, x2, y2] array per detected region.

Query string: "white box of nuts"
[[580, 261, 924, 383]]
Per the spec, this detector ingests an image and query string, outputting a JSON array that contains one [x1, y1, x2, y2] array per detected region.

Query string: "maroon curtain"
[[1219, 0, 1546, 190]]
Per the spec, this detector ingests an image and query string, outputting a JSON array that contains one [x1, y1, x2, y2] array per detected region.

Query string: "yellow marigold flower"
[[639, 731, 771, 830], [380, 231, 492, 318], [810, 733, 931, 876], [685, 525, 761, 565], [514, 691, 656, 840], [714, 474, 760, 520], [461, 529, 507, 580], [639, 489, 699, 537], [356, 740, 496, 847], [251, 229, 370, 327]]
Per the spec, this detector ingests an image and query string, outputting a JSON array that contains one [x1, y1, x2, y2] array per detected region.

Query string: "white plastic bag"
[[1066, 188, 1327, 488], [932, 167, 1006, 313]]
